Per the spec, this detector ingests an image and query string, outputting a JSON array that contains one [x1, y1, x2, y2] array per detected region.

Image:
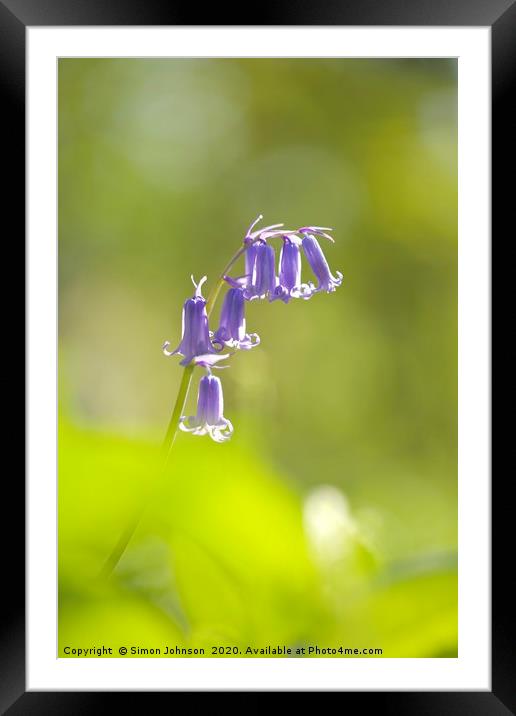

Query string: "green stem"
[[99, 365, 193, 580], [99, 246, 246, 579], [161, 364, 194, 463]]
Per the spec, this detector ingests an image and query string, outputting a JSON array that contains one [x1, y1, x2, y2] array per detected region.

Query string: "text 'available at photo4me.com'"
[[62, 644, 385, 657]]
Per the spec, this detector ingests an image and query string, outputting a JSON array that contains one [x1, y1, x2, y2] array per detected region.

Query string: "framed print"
[[2, 0, 509, 710]]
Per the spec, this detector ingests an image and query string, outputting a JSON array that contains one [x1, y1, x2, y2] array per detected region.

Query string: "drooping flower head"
[[301, 231, 343, 294], [179, 373, 233, 443], [272, 236, 314, 303], [213, 287, 260, 350], [162, 216, 343, 447], [225, 215, 300, 302], [163, 276, 216, 366]]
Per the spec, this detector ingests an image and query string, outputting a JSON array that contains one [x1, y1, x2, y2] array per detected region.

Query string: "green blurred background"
[[58, 58, 457, 657]]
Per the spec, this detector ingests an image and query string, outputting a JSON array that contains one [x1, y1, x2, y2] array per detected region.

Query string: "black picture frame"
[[3, 0, 506, 711]]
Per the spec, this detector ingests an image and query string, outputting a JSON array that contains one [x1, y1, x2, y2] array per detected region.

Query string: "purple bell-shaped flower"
[[179, 373, 233, 443], [247, 240, 277, 300], [213, 287, 260, 350], [226, 240, 277, 301], [163, 276, 217, 366], [301, 233, 343, 293], [272, 236, 314, 303]]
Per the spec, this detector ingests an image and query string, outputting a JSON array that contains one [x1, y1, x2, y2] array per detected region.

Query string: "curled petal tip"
[[162, 341, 176, 357], [248, 332, 260, 347], [179, 416, 197, 433], [209, 419, 234, 443]]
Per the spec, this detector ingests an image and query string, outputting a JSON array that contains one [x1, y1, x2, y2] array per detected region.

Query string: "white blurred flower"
[[303, 485, 359, 565]]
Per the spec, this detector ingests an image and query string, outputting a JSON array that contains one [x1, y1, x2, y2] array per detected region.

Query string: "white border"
[[27, 27, 490, 691]]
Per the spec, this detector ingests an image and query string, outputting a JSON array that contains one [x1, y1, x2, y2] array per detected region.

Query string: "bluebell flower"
[[161, 216, 343, 449], [225, 216, 299, 301], [247, 240, 277, 300], [163, 276, 217, 366], [212, 287, 260, 350], [226, 239, 277, 301], [272, 236, 314, 303], [179, 373, 233, 443], [301, 233, 343, 293]]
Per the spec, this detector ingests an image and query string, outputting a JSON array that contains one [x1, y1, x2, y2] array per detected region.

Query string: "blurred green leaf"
[[59, 422, 457, 656]]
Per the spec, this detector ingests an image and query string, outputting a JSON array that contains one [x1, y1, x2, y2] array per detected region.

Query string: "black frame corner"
[[5, 0, 508, 712]]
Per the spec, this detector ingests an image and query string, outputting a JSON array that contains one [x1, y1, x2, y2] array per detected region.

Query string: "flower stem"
[[99, 246, 246, 579], [160, 364, 194, 462], [99, 364, 194, 580]]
